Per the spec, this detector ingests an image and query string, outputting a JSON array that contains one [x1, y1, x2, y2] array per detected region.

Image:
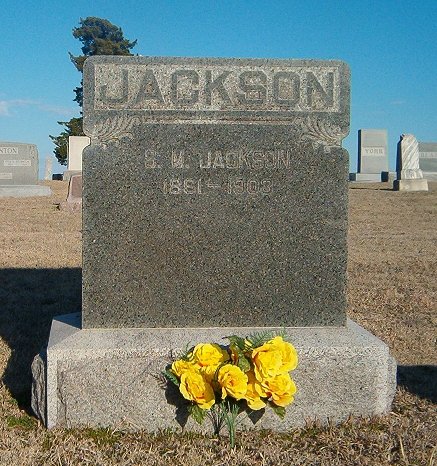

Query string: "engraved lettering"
[[225, 151, 239, 169], [171, 150, 188, 168], [0, 147, 19, 155], [306, 72, 334, 109], [144, 149, 160, 169], [135, 70, 164, 104], [273, 72, 300, 106], [100, 69, 129, 104], [212, 151, 225, 168], [237, 71, 267, 104], [277, 150, 291, 168], [171, 70, 199, 105], [204, 70, 232, 105]]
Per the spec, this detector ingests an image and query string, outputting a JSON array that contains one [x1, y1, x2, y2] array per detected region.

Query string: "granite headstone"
[[32, 56, 396, 432], [0, 141, 51, 197], [419, 142, 437, 180], [349, 129, 389, 182], [82, 56, 351, 329]]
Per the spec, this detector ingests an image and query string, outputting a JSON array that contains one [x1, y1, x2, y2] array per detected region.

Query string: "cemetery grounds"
[[0, 181, 435, 465]]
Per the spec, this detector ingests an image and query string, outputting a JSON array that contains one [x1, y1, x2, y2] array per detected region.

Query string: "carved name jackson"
[[94, 64, 340, 113]]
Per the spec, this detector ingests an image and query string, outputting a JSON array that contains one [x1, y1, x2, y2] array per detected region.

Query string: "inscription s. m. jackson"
[[94, 64, 341, 113]]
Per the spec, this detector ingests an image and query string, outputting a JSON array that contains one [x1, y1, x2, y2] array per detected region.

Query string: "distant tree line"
[[50, 17, 137, 165]]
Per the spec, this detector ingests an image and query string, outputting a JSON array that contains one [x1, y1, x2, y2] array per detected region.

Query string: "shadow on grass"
[[0, 268, 81, 411], [397, 365, 437, 404]]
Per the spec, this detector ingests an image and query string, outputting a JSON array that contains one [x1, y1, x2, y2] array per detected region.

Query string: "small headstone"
[[418, 142, 437, 180], [63, 136, 90, 181], [394, 134, 428, 191], [0, 141, 51, 197], [61, 174, 82, 212], [44, 156, 53, 181], [349, 129, 389, 182]]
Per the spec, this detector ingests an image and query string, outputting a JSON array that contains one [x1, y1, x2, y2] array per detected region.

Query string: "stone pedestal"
[[393, 179, 428, 191], [0, 185, 52, 198], [62, 170, 82, 182], [32, 313, 396, 431], [349, 172, 389, 182]]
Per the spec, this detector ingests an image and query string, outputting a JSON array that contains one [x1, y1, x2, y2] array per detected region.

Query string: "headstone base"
[[393, 179, 428, 191], [32, 313, 396, 431], [62, 170, 81, 182], [0, 185, 52, 198], [349, 172, 389, 182]]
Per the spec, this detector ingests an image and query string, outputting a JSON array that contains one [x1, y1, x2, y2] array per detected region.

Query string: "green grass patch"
[[7, 414, 37, 430]]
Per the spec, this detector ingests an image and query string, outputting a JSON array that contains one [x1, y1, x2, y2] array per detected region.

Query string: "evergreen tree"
[[50, 17, 136, 165]]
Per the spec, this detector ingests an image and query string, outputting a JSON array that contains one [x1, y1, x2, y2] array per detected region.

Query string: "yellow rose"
[[193, 343, 229, 368], [262, 373, 297, 408], [244, 371, 267, 410], [217, 364, 248, 400], [179, 370, 215, 410], [171, 359, 197, 378], [252, 336, 298, 381]]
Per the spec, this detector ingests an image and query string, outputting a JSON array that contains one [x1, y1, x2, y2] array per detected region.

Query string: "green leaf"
[[270, 403, 286, 419], [163, 369, 180, 387], [188, 404, 207, 425], [236, 353, 251, 373], [247, 330, 276, 348], [226, 335, 246, 351]]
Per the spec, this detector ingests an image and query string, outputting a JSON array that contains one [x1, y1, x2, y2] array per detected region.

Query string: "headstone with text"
[[418, 142, 437, 180], [349, 129, 389, 182], [0, 141, 51, 197], [32, 56, 396, 431]]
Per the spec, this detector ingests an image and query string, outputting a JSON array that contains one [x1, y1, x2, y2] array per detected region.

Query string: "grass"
[[0, 180, 435, 465]]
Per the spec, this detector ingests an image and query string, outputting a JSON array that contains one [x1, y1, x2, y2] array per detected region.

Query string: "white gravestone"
[[63, 136, 90, 181], [418, 142, 437, 180], [394, 134, 428, 191]]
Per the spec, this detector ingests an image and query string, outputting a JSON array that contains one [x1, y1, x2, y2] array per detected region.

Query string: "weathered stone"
[[394, 134, 428, 191], [82, 56, 351, 329], [44, 156, 53, 181], [63, 136, 90, 182], [61, 174, 82, 212], [0, 141, 51, 197], [418, 142, 437, 178], [38, 313, 396, 431]]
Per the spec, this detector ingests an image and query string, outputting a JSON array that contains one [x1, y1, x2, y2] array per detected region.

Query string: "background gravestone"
[[0, 141, 51, 197], [419, 142, 437, 180], [349, 129, 389, 182], [63, 136, 90, 182], [82, 56, 350, 329], [0, 142, 38, 185], [394, 134, 428, 191]]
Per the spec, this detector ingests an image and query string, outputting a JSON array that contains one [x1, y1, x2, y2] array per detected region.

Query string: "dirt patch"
[[0, 180, 436, 465]]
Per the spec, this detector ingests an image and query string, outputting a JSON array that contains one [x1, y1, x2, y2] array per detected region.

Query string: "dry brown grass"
[[0, 181, 436, 465]]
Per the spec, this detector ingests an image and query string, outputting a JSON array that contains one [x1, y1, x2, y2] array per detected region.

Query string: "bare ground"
[[0, 181, 436, 465]]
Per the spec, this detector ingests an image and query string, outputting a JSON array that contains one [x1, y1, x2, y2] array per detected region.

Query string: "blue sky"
[[1, 0, 436, 177]]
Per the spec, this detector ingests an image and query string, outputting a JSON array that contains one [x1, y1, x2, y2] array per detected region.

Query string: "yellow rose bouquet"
[[164, 332, 298, 446]]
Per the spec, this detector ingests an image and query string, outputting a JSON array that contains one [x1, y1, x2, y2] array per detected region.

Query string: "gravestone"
[[63, 136, 90, 181], [418, 142, 437, 180], [32, 56, 396, 431], [394, 134, 428, 191], [44, 156, 53, 181], [0, 142, 51, 197], [349, 129, 389, 182], [61, 174, 82, 212]]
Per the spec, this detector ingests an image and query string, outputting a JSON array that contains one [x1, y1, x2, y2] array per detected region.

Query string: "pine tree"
[[50, 17, 136, 165]]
